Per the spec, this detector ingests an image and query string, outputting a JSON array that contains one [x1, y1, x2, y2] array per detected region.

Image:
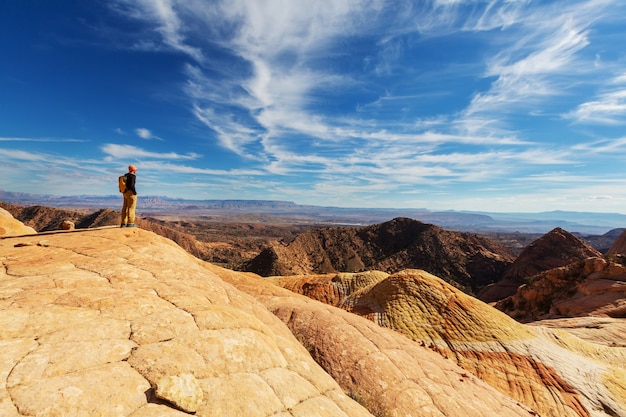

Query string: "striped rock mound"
[[209, 265, 534, 417], [271, 269, 626, 417]]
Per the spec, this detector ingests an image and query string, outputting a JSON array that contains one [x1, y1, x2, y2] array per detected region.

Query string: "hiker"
[[120, 164, 138, 227]]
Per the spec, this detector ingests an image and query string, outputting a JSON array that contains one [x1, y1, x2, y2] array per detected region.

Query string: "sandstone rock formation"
[[268, 269, 626, 417], [209, 266, 535, 417], [532, 317, 626, 347], [73, 207, 120, 228], [269, 271, 389, 307], [0, 207, 36, 236], [584, 228, 625, 253], [60, 220, 75, 230], [0, 225, 373, 416], [2, 210, 624, 417], [496, 256, 626, 321], [479, 227, 602, 303], [245, 217, 515, 293]]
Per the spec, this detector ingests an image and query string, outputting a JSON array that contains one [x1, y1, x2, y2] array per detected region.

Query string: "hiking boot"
[[120, 224, 127, 228], [127, 224, 137, 227]]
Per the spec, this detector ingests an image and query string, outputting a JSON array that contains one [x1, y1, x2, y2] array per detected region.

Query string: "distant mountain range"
[[1, 189, 625, 234]]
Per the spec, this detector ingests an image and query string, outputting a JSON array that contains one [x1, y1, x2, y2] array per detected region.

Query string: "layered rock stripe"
[[267, 270, 626, 417]]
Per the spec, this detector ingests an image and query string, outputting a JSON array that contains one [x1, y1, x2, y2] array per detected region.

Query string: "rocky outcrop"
[[0, 207, 36, 236], [0, 203, 130, 232], [268, 269, 626, 417], [245, 217, 515, 293], [0, 203, 93, 232], [479, 227, 602, 302], [0, 225, 373, 416], [496, 256, 626, 321], [74, 208, 120, 228], [136, 218, 212, 261]]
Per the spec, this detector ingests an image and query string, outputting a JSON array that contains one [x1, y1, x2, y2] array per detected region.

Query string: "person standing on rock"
[[121, 164, 138, 227]]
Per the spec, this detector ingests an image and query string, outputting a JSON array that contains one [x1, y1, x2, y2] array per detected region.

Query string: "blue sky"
[[1, 0, 626, 212]]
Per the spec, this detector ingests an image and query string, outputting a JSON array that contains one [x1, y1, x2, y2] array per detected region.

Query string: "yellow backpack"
[[118, 174, 127, 193]]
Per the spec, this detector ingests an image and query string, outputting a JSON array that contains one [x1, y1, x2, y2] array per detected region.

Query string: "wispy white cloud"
[[178, 1, 386, 156], [572, 136, 626, 153], [0, 148, 117, 196], [138, 160, 263, 176], [90, 0, 626, 211], [135, 128, 164, 141], [0, 148, 55, 162], [191, 105, 264, 159], [101, 144, 200, 160], [0, 148, 111, 171], [111, 0, 203, 60], [0, 137, 86, 142], [564, 73, 626, 124], [184, 0, 601, 159], [465, 5, 594, 119]]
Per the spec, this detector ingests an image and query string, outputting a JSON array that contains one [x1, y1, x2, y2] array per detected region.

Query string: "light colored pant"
[[121, 192, 137, 225]]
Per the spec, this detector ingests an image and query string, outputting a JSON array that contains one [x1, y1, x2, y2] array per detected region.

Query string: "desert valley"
[[0, 199, 625, 417]]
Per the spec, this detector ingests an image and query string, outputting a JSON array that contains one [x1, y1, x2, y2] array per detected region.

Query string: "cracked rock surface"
[[0, 226, 373, 417]]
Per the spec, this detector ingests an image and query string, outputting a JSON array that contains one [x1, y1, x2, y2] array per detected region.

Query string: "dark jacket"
[[125, 173, 137, 195]]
